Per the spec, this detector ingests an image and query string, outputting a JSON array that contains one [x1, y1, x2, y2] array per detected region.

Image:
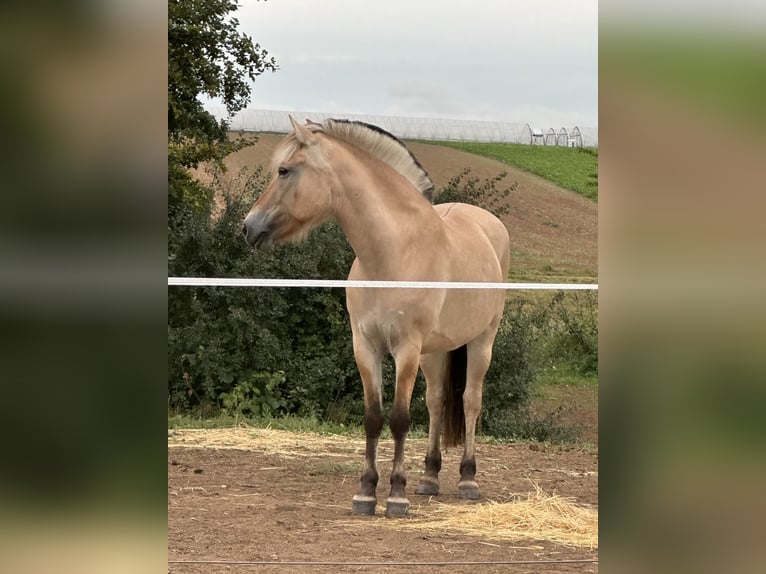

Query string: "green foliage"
[[168, 168, 359, 420], [480, 292, 598, 441], [219, 371, 286, 418], [168, 0, 277, 153], [480, 299, 544, 437], [435, 141, 598, 201], [485, 406, 582, 444], [434, 168, 518, 215], [535, 292, 599, 379], [168, 0, 278, 245]]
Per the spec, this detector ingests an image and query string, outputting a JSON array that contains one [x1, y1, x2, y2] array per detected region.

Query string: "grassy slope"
[[428, 142, 600, 411], [417, 139, 597, 282], [434, 141, 599, 201]]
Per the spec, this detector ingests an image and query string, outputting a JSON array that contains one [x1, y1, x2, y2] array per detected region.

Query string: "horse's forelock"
[[271, 122, 326, 172], [271, 137, 295, 173]]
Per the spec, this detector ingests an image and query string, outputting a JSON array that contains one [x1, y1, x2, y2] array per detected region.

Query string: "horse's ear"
[[289, 115, 316, 146]]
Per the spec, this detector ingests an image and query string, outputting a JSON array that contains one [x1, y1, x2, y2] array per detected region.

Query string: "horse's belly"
[[421, 291, 504, 353], [420, 330, 461, 354]]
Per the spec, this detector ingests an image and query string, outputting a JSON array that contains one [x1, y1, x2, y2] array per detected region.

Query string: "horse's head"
[[243, 116, 334, 250]]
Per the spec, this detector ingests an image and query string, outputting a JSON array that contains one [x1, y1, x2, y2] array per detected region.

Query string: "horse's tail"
[[443, 344, 467, 447]]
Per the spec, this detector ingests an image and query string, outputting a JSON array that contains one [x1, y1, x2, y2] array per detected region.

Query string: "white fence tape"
[[168, 277, 598, 290]]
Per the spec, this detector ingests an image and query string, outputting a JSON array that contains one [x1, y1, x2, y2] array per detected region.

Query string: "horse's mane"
[[275, 118, 435, 202]]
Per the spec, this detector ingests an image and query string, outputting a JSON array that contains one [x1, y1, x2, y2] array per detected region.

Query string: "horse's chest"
[[355, 307, 427, 354]]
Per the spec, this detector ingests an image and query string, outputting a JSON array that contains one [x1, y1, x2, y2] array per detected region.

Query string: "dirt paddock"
[[168, 428, 598, 573]]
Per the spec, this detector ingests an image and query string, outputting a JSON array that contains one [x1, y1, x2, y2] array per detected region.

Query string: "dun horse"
[[243, 117, 510, 517]]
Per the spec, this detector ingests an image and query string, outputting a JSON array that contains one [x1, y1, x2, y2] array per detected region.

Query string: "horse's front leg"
[[386, 346, 421, 517], [351, 342, 384, 515]]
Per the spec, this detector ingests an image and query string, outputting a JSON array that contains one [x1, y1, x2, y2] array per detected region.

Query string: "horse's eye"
[[277, 167, 290, 178]]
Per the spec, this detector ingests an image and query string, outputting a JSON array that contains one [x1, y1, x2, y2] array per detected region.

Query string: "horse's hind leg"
[[459, 332, 497, 500], [415, 352, 447, 496]]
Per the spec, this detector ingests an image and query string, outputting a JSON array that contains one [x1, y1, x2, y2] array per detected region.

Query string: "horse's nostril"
[[256, 230, 269, 243], [242, 224, 248, 236]]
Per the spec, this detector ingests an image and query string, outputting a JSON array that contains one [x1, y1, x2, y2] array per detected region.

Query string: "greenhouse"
[[206, 107, 597, 147]]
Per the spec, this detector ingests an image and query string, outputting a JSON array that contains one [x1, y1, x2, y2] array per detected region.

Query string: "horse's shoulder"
[[435, 203, 506, 234], [434, 202, 490, 218]]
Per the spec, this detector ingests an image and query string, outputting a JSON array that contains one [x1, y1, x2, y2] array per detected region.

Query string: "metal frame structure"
[[208, 108, 597, 146]]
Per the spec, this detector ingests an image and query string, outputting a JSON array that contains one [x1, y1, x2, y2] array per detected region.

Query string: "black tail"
[[443, 344, 467, 447]]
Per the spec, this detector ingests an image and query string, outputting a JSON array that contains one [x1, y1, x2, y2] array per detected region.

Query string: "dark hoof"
[[415, 478, 439, 496], [352, 495, 377, 515], [385, 497, 410, 517], [458, 481, 480, 500]]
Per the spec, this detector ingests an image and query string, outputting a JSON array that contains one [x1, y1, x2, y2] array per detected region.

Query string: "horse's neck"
[[330, 145, 443, 277]]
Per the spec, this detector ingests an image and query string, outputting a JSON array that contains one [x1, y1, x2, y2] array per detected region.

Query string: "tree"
[[168, 0, 277, 233]]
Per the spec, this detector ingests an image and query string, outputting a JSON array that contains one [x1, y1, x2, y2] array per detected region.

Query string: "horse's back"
[[434, 203, 510, 278], [345, 202, 509, 355]]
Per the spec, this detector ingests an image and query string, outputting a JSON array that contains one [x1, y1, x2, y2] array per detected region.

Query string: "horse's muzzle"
[[243, 212, 274, 250]]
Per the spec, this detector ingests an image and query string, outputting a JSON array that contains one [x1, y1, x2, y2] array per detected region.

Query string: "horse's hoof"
[[458, 481, 480, 500], [415, 478, 439, 496], [352, 495, 377, 515], [385, 497, 410, 517]]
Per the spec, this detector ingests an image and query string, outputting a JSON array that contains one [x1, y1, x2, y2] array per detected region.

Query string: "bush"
[[480, 297, 544, 437], [168, 167, 358, 419], [535, 291, 598, 380], [435, 168, 517, 216], [480, 292, 598, 442], [219, 371, 287, 418], [484, 406, 582, 444]]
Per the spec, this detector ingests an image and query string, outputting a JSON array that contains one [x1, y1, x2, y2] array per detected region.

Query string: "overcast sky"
[[223, 0, 598, 128]]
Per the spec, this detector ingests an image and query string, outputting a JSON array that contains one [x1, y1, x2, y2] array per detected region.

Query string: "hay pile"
[[167, 427, 366, 458], [399, 484, 597, 550]]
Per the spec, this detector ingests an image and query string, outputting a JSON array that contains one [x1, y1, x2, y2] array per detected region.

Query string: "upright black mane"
[[324, 118, 435, 202]]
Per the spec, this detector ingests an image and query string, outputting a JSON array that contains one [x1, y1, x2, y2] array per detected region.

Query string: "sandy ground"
[[168, 428, 598, 573]]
